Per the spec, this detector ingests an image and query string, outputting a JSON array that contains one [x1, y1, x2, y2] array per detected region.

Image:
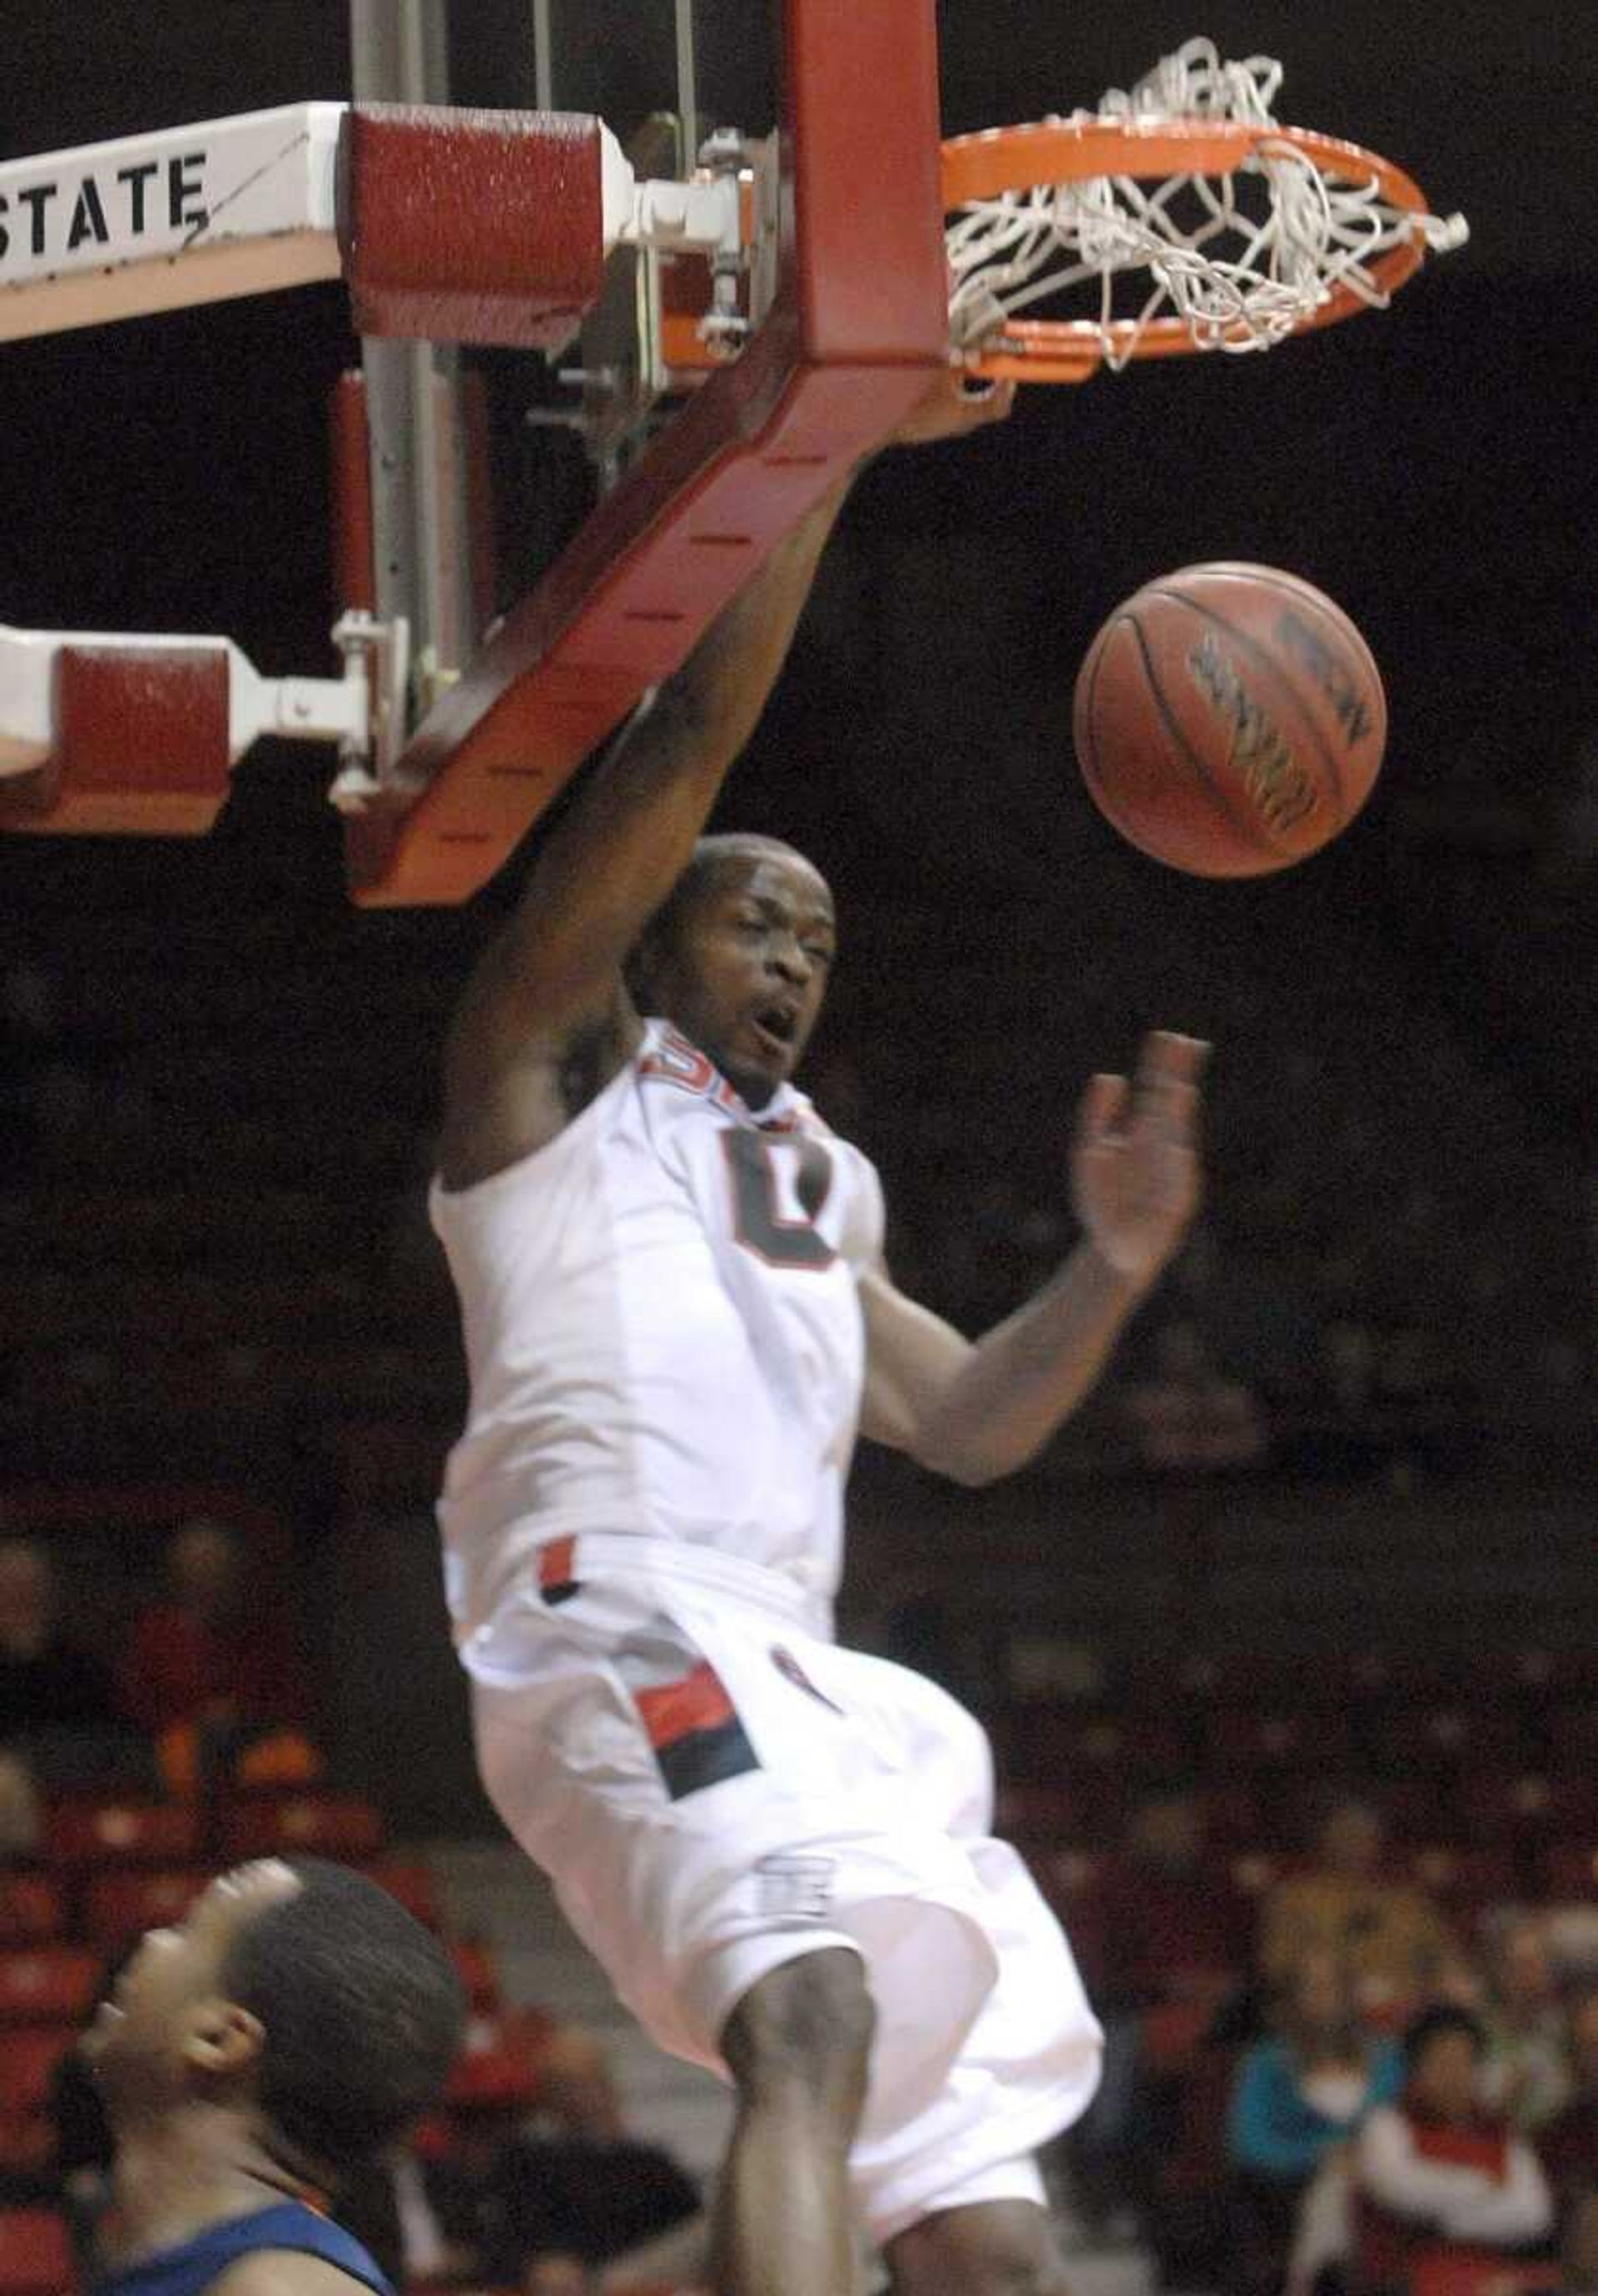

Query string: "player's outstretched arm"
[[439, 374, 1014, 1190], [860, 1031, 1204, 1484]]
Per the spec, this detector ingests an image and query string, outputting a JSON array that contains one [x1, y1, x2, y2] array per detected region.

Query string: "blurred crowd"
[[7, 1484, 1598, 2296], [1060, 1778, 1598, 2296], [0, 1517, 316, 1848], [0, 1505, 704, 2296]]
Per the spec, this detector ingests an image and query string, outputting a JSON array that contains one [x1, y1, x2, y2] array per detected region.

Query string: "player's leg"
[[714, 1945, 876, 2296], [883, 2194, 1071, 2296]]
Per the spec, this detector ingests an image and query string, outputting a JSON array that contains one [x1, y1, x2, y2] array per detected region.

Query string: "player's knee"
[[886, 2204, 1068, 2296], [721, 1946, 876, 2110], [896, 2250, 1066, 2296], [969, 2257, 1067, 2296], [967, 2264, 1064, 2296]]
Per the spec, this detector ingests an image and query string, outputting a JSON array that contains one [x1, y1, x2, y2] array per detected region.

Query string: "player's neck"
[[109, 2109, 326, 2264]]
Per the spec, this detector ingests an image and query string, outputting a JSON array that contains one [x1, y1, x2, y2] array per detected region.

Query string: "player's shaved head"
[[633, 834, 831, 978], [671, 834, 824, 921]]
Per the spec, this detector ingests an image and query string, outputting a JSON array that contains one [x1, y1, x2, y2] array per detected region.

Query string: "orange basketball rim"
[[937, 43, 1467, 385]]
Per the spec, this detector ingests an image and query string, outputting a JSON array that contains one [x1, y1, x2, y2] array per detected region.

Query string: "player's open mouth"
[[751, 1003, 798, 1055]]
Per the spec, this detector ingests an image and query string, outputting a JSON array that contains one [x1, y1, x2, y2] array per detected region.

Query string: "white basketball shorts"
[[464, 1535, 1103, 2247]]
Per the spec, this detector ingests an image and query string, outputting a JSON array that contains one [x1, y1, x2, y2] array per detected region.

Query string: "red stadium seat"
[[1510, 1649, 1598, 1696], [82, 1867, 214, 1950], [449, 1940, 502, 2012], [42, 1797, 199, 1869], [0, 1875, 64, 1949], [1032, 1853, 1110, 1982], [1546, 1700, 1598, 1763], [1381, 1774, 1453, 1846], [1462, 1771, 1598, 1847], [1372, 1703, 1531, 1772], [993, 1779, 1079, 1847], [357, 1860, 440, 1929], [0, 1947, 97, 2025], [1174, 1651, 1287, 1699], [0, 2024, 72, 2115], [1204, 1705, 1351, 1771], [1537, 1842, 1598, 1901], [1198, 1781, 1270, 1852], [444, 2007, 554, 2114], [998, 1700, 1184, 1780], [0, 2211, 72, 2296], [0, 2026, 74, 2179], [219, 1792, 385, 1862], [1411, 2254, 1559, 2296]]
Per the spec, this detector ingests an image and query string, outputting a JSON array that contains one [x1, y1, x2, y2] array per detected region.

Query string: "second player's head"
[[84, 1857, 464, 2188], [631, 834, 836, 1109]]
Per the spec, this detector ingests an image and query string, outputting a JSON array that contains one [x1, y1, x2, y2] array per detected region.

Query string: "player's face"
[[661, 856, 836, 1109], [82, 1859, 300, 2110]]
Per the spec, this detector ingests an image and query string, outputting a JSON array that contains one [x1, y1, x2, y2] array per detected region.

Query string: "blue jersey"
[[94, 2202, 393, 2296]]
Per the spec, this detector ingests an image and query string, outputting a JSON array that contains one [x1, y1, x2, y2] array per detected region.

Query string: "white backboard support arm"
[[0, 102, 739, 345]]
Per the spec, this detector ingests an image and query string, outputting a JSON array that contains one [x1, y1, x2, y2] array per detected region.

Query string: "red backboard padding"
[[340, 106, 608, 350], [0, 647, 230, 838]]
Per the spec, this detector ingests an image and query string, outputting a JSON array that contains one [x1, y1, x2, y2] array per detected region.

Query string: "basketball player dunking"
[[82, 1859, 463, 2296], [432, 374, 1206, 2296]]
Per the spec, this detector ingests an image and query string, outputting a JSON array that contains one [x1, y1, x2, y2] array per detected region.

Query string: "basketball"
[[1072, 563, 1387, 877]]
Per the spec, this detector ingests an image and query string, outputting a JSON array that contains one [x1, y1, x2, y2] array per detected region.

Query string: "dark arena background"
[[1, 4, 1595, 2291]]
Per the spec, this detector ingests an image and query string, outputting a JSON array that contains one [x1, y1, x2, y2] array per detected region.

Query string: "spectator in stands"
[[1538, 1986, 1598, 2219], [1263, 1794, 1456, 2022], [1481, 1919, 1574, 2137], [0, 1535, 127, 1787], [455, 2020, 700, 2286], [1228, 1949, 1404, 2296], [1122, 1318, 1269, 1474], [1073, 1780, 1255, 2242], [336, 2135, 490, 2289], [350, 2011, 700, 2290], [1353, 2006, 1554, 2296], [117, 1515, 318, 1798]]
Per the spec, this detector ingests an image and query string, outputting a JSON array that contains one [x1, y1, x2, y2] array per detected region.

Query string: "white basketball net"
[[945, 38, 1469, 369]]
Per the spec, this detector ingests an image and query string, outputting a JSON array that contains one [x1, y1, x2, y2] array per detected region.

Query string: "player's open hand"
[[889, 369, 1016, 447], [1071, 1031, 1207, 1285]]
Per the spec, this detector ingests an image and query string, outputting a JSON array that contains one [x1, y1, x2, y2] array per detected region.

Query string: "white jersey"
[[430, 1019, 885, 1649]]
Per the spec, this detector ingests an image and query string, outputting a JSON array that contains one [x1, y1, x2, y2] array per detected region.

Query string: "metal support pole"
[[531, 0, 554, 111], [347, 0, 475, 689], [675, 0, 699, 163]]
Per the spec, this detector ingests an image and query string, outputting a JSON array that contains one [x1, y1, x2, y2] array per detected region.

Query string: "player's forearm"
[[496, 471, 856, 996], [916, 1240, 1154, 1485], [667, 465, 856, 753]]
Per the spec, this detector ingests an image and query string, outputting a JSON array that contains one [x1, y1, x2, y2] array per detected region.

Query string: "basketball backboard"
[[0, 3, 1461, 901]]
